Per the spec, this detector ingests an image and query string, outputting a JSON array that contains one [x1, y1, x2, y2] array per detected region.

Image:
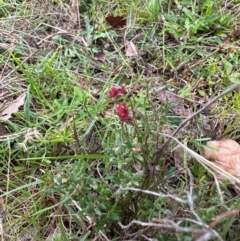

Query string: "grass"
[[1, 0, 240, 240]]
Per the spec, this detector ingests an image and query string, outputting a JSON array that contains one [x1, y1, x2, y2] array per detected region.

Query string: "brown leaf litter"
[[0, 93, 26, 121], [204, 139, 240, 180], [125, 40, 138, 57], [156, 90, 193, 117]]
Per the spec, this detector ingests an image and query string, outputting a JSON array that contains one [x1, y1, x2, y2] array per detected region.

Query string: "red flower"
[[108, 85, 126, 98], [115, 102, 132, 122]]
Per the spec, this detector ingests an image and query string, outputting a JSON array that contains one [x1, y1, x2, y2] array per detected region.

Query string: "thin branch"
[[117, 187, 188, 204], [117, 168, 228, 240], [155, 82, 240, 160], [209, 208, 240, 229], [119, 219, 205, 234]]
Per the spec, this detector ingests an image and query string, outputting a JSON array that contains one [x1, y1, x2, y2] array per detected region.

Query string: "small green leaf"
[[224, 61, 233, 75], [229, 72, 240, 83], [198, 90, 205, 97]]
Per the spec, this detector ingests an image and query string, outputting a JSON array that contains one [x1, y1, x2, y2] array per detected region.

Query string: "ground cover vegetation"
[[0, 0, 240, 240]]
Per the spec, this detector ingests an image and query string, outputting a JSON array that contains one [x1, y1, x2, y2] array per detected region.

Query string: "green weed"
[[0, 0, 240, 240]]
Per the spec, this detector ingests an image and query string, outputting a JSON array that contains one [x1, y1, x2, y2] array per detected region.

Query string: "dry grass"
[[1, 0, 240, 240]]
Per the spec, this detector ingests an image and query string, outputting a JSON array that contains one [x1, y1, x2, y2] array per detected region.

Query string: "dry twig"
[[117, 175, 223, 241], [155, 82, 240, 161]]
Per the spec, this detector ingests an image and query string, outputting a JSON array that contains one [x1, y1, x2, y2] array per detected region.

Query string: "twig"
[[192, 208, 240, 241], [117, 187, 188, 204], [159, 133, 240, 183], [155, 82, 240, 160], [118, 184, 223, 241], [209, 208, 240, 229], [187, 168, 202, 223], [181, 48, 221, 75]]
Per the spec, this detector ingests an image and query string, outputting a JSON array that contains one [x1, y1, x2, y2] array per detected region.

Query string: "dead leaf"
[[70, 0, 80, 25], [103, 109, 113, 119], [59, 116, 75, 132], [125, 40, 138, 57], [204, 139, 240, 180], [156, 90, 193, 116], [156, 91, 181, 105], [93, 51, 106, 63], [172, 106, 193, 116], [105, 15, 126, 28], [0, 124, 8, 136], [0, 93, 26, 121]]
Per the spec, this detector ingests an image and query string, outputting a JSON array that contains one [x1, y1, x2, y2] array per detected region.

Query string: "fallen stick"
[[154, 82, 240, 161]]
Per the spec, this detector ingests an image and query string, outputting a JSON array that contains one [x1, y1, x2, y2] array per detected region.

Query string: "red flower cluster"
[[115, 102, 132, 122], [107, 85, 131, 122], [108, 85, 126, 98]]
